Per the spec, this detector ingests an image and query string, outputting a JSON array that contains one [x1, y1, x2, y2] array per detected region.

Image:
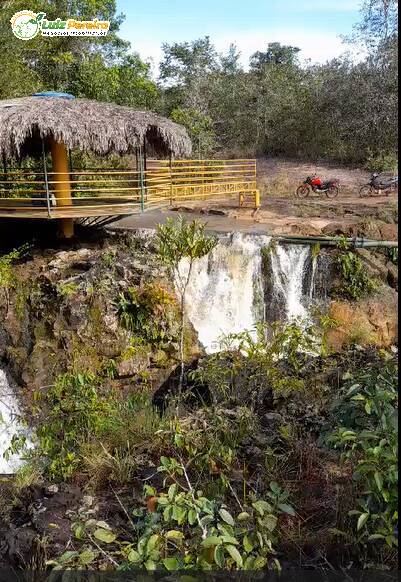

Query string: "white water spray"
[[269, 245, 311, 321], [0, 370, 29, 474], [180, 233, 270, 353]]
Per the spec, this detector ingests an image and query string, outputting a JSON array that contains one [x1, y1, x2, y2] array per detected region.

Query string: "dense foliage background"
[[0, 0, 398, 166]]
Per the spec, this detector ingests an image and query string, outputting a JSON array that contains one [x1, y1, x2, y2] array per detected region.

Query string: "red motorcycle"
[[296, 174, 339, 199]]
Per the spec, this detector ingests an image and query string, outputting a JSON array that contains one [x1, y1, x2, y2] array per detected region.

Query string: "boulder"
[[327, 289, 398, 350]]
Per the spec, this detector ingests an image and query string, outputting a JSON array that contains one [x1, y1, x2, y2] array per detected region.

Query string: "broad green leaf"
[[225, 544, 243, 568], [270, 481, 280, 494], [374, 471, 383, 492], [221, 535, 239, 545], [127, 549, 141, 563], [244, 555, 255, 570], [252, 500, 271, 516], [243, 534, 253, 553], [368, 534, 385, 540], [163, 557, 180, 571], [278, 503, 296, 516], [145, 559, 157, 570], [73, 524, 86, 539], [214, 544, 225, 568], [164, 505, 173, 521], [262, 514, 278, 532], [188, 508, 197, 525], [78, 549, 96, 565], [254, 556, 267, 570], [165, 530, 184, 541], [237, 511, 251, 522], [219, 508, 235, 526], [147, 534, 160, 551], [201, 536, 222, 548], [93, 528, 116, 544], [357, 513, 369, 531], [200, 515, 214, 528], [168, 483, 178, 500], [58, 551, 79, 564]]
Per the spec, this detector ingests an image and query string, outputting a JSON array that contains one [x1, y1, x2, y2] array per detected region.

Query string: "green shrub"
[[326, 359, 398, 560], [116, 282, 178, 345], [364, 150, 398, 173], [337, 251, 378, 300], [31, 372, 118, 480], [48, 457, 295, 572]]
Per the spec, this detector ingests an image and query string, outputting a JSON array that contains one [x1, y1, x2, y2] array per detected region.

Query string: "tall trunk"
[[178, 292, 185, 394], [177, 260, 193, 396]]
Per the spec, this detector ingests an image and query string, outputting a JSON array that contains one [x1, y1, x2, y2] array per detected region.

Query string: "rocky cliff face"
[[0, 232, 202, 397]]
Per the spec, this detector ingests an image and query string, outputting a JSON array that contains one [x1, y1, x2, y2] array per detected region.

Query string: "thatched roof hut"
[[0, 95, 192, 159]]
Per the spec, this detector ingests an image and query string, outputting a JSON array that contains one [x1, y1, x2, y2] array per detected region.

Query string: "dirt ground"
[[164, 157, 398, 239]]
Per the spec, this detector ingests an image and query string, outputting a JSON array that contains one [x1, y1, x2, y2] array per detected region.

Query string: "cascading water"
[[181, 234, 318, 353], [180, 232, 270, 353], [0, 369, 28, 474], [269, 244, 311, 322]]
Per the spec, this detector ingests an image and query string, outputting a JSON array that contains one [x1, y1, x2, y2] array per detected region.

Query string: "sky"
[[117, 0, 363, 76]]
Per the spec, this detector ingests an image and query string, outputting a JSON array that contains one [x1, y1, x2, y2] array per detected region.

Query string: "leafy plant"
[[0, 244, 30, 302], [336, 251, 378, 300], [116, 282, 178, 345], [194, 320, 319, 406], [156, 216, 217, 391], [29, 372, 118, 479], [57, 280, 79, 297], [48, 458, 294, 572], [326, 360, 398, 556]]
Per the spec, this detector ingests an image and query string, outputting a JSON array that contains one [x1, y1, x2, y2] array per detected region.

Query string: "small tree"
[[156, 216, 217, 392]]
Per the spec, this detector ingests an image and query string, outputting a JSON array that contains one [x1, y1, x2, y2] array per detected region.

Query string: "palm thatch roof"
[[0, 96, 192, 159]]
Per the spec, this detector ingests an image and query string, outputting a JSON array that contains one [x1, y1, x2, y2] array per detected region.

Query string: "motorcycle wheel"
[[296, 184, 310, 198], [326, 185, 339, 199], [359, 185, 374, 198]]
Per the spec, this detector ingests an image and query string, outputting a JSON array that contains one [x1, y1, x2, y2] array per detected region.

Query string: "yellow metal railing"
[[0, 159, 260, 217]]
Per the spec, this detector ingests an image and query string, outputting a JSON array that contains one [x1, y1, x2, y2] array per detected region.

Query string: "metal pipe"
[[276, 235, 398, 248]]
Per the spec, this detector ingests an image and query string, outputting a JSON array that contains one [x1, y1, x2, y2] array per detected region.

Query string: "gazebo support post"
[[41, 139, 51, 219], [138, 145, 146, 213], [49, 137, 74, 238]]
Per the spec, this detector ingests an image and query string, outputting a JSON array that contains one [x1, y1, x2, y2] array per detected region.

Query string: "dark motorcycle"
[[296, 174, 339, 199], [359, 172, 398, 197]]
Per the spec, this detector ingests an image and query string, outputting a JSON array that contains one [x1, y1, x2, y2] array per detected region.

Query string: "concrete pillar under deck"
[[49, 137, 74, 238]]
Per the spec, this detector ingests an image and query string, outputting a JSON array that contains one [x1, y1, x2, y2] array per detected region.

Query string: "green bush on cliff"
[[116, 282, 178, 345], [337, 251, 378, 300]]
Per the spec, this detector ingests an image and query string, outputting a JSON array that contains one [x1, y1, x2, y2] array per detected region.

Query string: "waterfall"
[[180, 232, 270, 353], [269, 245, 311, 322], [181, 233, 320, 353], [0, 370, 28, 474]]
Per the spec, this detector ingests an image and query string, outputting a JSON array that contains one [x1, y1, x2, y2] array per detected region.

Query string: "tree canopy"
[[0, 0, 397, 167]]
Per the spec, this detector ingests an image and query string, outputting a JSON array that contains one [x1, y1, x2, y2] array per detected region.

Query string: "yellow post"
[[50, 137, 74, 238], [254, 189, 261, 209]]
